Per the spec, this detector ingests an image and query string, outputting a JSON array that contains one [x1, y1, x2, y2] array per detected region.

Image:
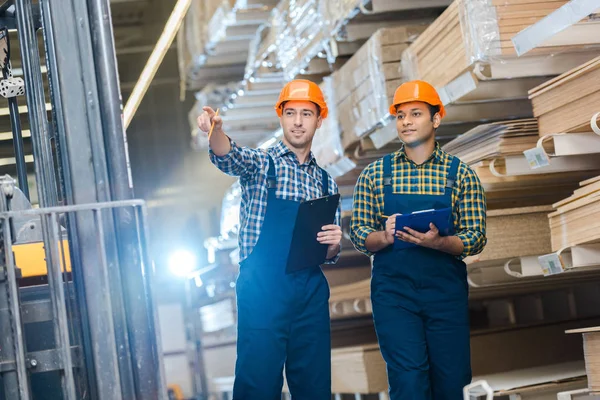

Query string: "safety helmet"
[[389, 80, 446, 118], [275, 79, 328, 119]]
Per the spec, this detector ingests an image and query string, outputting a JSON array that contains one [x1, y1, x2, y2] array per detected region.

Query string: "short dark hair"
[[427, 104, 440, 122], [281, 101, 321, 117]]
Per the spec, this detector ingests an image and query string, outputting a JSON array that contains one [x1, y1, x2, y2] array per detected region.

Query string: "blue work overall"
[[371, 154, 470, 400], [233, 155, 332, 400]]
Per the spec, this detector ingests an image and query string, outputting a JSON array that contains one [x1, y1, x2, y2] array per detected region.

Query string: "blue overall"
[[371, 154, 471, 400], [233, 155, 332, 400]]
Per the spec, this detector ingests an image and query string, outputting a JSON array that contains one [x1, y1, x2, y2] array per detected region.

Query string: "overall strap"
[[445, 156, 460, 196], [383, 154, 393, 215], [266, 154, 277, 190], [320, 167, 329, 196]]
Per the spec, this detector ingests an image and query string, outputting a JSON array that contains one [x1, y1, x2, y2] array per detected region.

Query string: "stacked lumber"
[[331, 345, 388, 394], [443, 119, 600, 208], [329, 25, 427, 151], [566, 326, 600, 394], [402, 0, 600, 91], [329, 278, 371, 320], [464, 206, 553, 265], [549, 176, 600, 252], [179, 0, 276, 89], [529, 56, 600, 136], [442, 119, 540, 165], [473, 161, 600, 209]]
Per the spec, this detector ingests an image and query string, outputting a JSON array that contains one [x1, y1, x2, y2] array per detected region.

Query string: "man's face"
[[280, 101, 322, 150], [395, 101, 440, 148]]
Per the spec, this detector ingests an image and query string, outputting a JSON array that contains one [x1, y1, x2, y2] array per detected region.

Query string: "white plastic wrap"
[[459, 0, 501, 64], [402, 0, 597, 89], [401, 0, 501, 86], [247, 0, 365, 81], [330, 25, 425, 148], [312, 77, 344, 168]]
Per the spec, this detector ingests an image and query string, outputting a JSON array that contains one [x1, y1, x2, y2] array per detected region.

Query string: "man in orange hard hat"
[[350, 80, 487, 399], [198, 79, 342, 399]]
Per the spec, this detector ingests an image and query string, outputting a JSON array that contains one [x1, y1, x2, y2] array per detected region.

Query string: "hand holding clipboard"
[[384, 208, 454, 250]]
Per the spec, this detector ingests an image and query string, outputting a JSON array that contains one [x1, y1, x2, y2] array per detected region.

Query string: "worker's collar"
[[273, 141, 317, 165], [395, 142, 444, 165]]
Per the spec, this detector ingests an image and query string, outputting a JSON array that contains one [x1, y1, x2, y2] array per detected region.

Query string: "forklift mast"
[[0, 0, 167, 399]]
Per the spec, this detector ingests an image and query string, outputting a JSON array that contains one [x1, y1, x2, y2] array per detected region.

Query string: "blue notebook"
[[394, 207, 454, 249]]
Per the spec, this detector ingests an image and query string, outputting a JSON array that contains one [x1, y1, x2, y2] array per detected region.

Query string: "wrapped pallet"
[[312, 78, 356, 178], [331, 25, 426, 151], [250, 0, 360, 80], [402, 0, 600, 106]]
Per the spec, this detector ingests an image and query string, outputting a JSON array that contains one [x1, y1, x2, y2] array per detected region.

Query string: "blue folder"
[[394, 207, 454, 249]]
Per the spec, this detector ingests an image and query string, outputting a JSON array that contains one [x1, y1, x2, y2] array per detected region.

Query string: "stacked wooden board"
[[331, 345, 388, 394], [402, 0, 600, 90], [566, 326, 600, 394], [529, 56, 600, 136], [464, 206, 553, 265], [549, 176, 600, 252], [443, 119, 600, 208], [329, 278, 371, 320], [442, 119, 540, 165], [472, 162, 600, 209], [329, 25, 427, 151]]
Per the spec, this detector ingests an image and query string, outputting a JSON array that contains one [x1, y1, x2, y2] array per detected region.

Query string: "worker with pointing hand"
[[350, 80, 487, 400], [198, 79, 342, 400]]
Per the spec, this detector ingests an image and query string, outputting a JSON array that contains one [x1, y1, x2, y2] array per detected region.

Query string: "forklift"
[[0, 0, 167, 398]]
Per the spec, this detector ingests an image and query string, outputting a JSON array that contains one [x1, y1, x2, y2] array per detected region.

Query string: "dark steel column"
[[14, 0, 57, 207], [40, 1, 125, 398], [87, 0, 166, 398]]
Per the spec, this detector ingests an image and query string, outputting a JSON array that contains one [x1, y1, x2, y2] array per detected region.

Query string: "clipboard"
[[286, 194, 340, 273], [394, 207, 454, 250]]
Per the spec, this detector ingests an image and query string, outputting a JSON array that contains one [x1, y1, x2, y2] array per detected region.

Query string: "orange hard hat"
[[389, 80, 446, 118], [275, 79, 328, 119]]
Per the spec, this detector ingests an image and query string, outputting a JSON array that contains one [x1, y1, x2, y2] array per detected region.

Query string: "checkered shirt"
[[350, 143, 487, 259], [210, 140, 341, 263]]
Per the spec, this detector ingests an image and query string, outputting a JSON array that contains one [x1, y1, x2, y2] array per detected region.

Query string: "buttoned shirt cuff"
[[456, 232, 479, 260], [352, 227, 376, 257]]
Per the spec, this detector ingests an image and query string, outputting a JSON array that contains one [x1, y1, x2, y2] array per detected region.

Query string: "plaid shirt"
[[350, 143, 486, 259], [210, 140, 341, 263]]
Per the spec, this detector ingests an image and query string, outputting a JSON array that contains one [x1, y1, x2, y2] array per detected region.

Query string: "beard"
[[402, 129, 435, 148]]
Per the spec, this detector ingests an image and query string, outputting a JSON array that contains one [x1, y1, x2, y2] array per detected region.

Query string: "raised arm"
[[198, 106, 263, 178]]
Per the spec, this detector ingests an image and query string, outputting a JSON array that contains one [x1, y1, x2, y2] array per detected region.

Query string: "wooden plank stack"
[[464, 206, 553, 265], [566, 326, 600, 394], [331, 25, 427, 151], [472, 162, 600, 209], [331, 344, 388, 394], [549, 175, 600, 252], [443, 119, 540, 165], [442, 118, 600, 208], [402, 0, 600, 91], [529, 56, 600, 136]]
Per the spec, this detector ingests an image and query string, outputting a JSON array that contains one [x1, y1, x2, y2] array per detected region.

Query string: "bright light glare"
[[168, 250, 197, 277]]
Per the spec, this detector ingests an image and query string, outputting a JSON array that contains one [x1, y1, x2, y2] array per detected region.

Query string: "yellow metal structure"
[[13, 241, 72, 277], [167, 384, 185, 400]]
